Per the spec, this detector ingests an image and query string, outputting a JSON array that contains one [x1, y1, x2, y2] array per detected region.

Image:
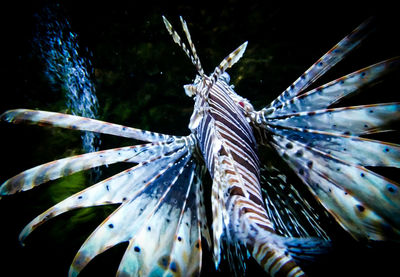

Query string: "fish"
[[1, 16, 399, 276]]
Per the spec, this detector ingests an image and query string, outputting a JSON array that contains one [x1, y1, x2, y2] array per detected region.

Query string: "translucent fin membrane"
[[260, 164, 332, 240], [68, 150, 207, 277]]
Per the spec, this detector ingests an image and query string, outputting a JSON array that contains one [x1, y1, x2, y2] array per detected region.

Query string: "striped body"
[[189, 75, 305, 276]]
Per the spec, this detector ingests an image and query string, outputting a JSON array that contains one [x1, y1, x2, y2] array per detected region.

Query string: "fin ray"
[[267, 103, 400, 136], [267, 18, 373, 109], [116, 159, 205, 276], [260, 164, 332, 240], [211, 41, 248, 83], [1, 109, 175, 142], [270, 134, 400, 240], [19, 145, 185, 242], [270, 57, 400, 116], [271, 127, 400, 168], [0, 141, 185, 195]]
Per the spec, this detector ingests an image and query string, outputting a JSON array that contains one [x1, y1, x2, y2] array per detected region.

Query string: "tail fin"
[[250, 231, 330, 276]]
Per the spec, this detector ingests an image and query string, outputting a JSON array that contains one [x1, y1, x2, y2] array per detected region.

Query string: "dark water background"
[[1, 1, 400, 276]]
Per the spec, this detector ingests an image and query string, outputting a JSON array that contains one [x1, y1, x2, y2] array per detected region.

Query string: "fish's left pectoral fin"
[[2, 130, 210, 276], [18, 149, 179, 242], [68, 154, 209, 277], [116, 162, 207, 277]]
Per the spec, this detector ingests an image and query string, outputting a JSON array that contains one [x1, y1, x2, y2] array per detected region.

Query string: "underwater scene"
[[1, 1, 400, 276]]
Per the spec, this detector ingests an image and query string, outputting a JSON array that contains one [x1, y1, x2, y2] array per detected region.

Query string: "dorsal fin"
[[210, 41, 248, 83], [162, 16, 205, 76]]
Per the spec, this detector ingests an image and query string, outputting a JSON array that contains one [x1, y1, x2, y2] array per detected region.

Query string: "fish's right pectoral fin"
[[69, 153, 209, 277]]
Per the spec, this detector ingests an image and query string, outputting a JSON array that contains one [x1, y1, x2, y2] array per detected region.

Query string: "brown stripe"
[[255, 222, 275, 233], [241, 206, 267, 219], [248, 191, 264, 207], [269, 254, 284, 274], [260, 249, 275, 266], [229, 185, 245, 197], [228, 177, 239, 185], [275, 259, 304, 277], [230, 149, 259, 177]]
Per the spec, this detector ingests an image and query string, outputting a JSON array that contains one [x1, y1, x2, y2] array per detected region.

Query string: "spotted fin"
[[256, 102, 400, 241], [1, 125, 210, 277], [271, 128, 400, 168], [267, 18, 373, 109], [0, 141, 185, 195], [18, 140, 187, 242], [267, 103, 400, 136], [1, 109, 174, 142], [115, 160, 208, 277], [270, 133, 400, 241]]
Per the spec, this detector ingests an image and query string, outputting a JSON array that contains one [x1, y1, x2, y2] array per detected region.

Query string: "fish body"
[[188, 74, 305, 276]]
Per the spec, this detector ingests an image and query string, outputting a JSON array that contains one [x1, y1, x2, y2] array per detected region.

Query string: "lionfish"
[[1, 16, 399, 276]]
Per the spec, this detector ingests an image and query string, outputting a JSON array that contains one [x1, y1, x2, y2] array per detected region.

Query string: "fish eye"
[[194, 74, 202, 85]]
